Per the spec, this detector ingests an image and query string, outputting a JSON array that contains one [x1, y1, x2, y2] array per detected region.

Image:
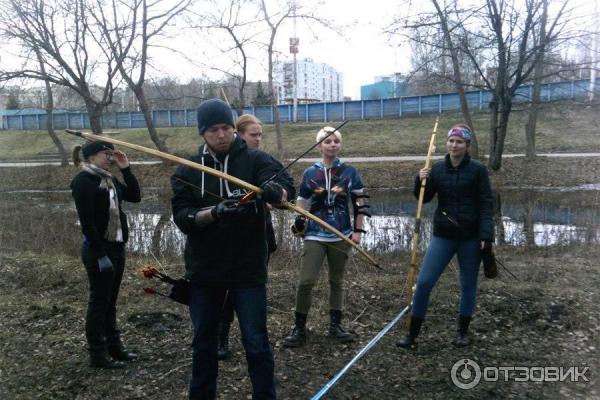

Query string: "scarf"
[[82, 163, 123, 242]]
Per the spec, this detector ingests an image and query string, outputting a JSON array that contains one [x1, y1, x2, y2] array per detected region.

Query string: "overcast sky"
[[153, 0, 597, 100], [151, 0, 411, 100], [1, 0, 597, 101]]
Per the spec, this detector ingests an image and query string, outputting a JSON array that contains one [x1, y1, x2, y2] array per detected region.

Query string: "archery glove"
[[97, 255, 114, 272], [211, 199, 259, 224], [291, 215, 307, 237], [260, 181, 284, 204]]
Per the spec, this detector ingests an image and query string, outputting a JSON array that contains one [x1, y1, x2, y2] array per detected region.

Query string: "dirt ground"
[[0, 152, 599, 399], [0, 242, 598, 399]]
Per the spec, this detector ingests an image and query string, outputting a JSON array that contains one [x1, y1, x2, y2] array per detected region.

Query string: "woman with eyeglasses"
[[70, 141, 141, 368]]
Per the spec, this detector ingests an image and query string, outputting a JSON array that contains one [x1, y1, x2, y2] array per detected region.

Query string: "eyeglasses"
[[101, 151, 114, 161]]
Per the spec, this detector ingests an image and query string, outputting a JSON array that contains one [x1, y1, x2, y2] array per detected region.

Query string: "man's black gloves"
[[211, 199, 259, 224], [291, 215, 307, 236], [260, 181, 284, 204]]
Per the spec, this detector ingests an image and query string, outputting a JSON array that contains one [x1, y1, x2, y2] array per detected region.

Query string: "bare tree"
[[393, 0, 570, 170], [462, 0, 569, 170], [430, 0, 480, 159], [92, 0, 191, 152], [524, 0, 549, 160], [390, 1, 485, 158], [35, 49, 69, 165], [258, 0, 338, 159], [0, 0, 120, 134], [258, 0, 289, 158], [191, 0, 260, 115]]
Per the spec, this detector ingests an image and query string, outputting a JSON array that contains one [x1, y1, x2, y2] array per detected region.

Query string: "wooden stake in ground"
[[65, 129, 380, 269], [406, 117, 439, 309]]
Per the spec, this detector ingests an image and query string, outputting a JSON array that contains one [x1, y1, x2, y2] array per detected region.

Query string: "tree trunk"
[[135, 87, 168, 152], [525, 84, 541, 160], [493, 190, 505, 244], [267, 39, 284, 159], [44, 82, 68, 166], [523, 200, 536, 247], [85, 100, 104, 135], [431, 0, 479, 159], [488, 98, 512, 171], [487, 97, 499, 169], [35, 48, 68, 166], [525, 0, 548, 161]]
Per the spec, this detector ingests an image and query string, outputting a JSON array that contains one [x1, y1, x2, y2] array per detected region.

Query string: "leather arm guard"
[[351, 193, 371, 232]]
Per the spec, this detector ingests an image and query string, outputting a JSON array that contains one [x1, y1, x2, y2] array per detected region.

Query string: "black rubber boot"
[[283, 312, 307, 348], [328, 310, 354, 343], [217, 320, 232, 360], [396, 316, 424, 348], [108, 341, 138, 361], [454, 314, 472, 347], [90, 351, 126, 369]]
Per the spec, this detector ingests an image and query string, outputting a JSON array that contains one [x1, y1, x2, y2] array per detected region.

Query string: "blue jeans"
[[188, 284, 276, 400], [412, 236, 481, 319]]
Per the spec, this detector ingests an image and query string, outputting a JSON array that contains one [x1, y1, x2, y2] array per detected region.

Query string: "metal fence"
[[2, 79, 597, 130]]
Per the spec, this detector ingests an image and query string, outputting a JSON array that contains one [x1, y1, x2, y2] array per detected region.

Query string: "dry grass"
[[0, 245, 598, 399], [1, 102, 600, 160]]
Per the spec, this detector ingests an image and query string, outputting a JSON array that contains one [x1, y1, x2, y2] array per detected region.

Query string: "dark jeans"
[[189, 284, 276, 400], [412, 236, 481, 319], [220, 294, 235, 324], [81, 241, 125, 354]]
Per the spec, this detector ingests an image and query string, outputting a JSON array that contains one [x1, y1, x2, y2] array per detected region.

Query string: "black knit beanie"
[[82, 141, 114, 159], [196, 99, 235, 135]]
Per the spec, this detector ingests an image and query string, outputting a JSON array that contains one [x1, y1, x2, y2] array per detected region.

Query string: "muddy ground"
[[0, 159, 599, 399], [0, 245, 598, 399]]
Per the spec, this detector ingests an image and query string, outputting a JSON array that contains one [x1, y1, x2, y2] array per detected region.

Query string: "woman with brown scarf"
[[70, 141, 141, 369]]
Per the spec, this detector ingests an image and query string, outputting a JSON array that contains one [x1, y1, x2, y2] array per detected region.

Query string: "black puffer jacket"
[[171, 136, 295, 287], [71, 167, 141, 258], [414, 154, 494, 241]]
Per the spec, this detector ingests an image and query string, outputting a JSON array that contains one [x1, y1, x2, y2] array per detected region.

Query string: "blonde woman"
[[284, 126, 370, 347]]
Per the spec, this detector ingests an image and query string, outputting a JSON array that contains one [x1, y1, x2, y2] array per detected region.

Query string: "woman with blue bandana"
[[397, 124, 494, 348]]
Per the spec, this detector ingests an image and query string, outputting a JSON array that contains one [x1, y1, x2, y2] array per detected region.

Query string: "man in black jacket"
[[171, 99, 294, 400]]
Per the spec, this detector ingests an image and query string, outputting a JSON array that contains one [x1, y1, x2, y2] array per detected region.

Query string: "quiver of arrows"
[[481, 244, 498, 279], [139, 265, 191, 305]]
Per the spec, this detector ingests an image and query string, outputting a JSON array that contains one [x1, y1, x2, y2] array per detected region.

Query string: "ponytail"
[[72, 145, 83, 167]]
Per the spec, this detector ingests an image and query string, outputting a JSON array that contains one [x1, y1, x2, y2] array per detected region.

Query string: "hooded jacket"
[[414, 154, 494, 242], [171, 135, 294, 287], [297, 158, 364, 241]]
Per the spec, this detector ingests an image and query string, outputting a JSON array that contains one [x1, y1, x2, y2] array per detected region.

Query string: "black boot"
[[108, 343, 138, 361], [217, 320, 232, 360], [90, 350, 126, 369], [396, 316, 424, 348], [455, 314, 472, 347], [283, 312, 307, 348], [328, 310, 354, 343]]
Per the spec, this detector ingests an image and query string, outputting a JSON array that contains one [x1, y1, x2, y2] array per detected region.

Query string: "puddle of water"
[[1, 188, 598, 257]]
